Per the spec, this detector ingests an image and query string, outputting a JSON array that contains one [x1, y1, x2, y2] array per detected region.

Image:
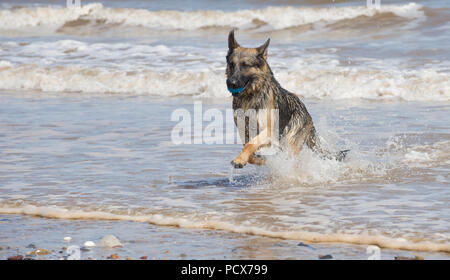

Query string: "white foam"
[[263, 137, 387, 185], [0, 63, 448, 101], [1, 38, 447, 101], [0, 60, 13, 67], [0, 40, 174, 69], [0, 204, 448, 253], [0, 3, 425, 31], [278, 67, 450, 101], [0, 63, 225, 97], [0, 3, 103, 30], [404, 150, 431, 162], [401, 141, 450, 166]]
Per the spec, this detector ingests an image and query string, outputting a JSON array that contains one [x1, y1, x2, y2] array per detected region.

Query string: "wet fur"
[[226, 30, 342, 168]]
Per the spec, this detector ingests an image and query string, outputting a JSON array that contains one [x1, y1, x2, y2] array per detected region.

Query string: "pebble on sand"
[[7, 255, 24, 260], [318, 254, 333, 260], [395, 255, 424, 260], [98, 235, 122, 248], [297, 242, 315, 249], [31, 249, 50, 256], [83, 241, 96, 247], [108, 254, 120, 260]]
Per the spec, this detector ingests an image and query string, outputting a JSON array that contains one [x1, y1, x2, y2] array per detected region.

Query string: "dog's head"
[[226, 30, 271, 97]]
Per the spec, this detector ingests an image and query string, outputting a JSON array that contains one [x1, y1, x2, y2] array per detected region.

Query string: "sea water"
[[0, 0, 449, 259]]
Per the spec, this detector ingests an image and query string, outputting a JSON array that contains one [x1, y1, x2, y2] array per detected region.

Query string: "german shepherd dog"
[[226, 30, 348, 168]]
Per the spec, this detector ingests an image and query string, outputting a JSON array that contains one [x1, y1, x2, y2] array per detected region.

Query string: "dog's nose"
[[226, 78, 239, 89]]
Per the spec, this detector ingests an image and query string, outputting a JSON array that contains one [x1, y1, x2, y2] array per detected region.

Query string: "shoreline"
[[2, 214, 449, 260]]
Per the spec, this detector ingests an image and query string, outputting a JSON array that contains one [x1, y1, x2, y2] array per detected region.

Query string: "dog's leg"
[[231, 129, 271, 168], [287, 121, 315, 157], [248, 153, 265, 166], [287, 128, 307, 156], [289, 141, 301, 156]]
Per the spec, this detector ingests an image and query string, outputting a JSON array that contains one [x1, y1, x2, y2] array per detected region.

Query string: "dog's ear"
[[228, 29, 240, 52], [256, 38, 270, 60]]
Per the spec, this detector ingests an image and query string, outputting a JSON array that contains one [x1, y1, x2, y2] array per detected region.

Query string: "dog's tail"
[[335, 149, 350, 162], [306, 129, 349, 162], [315, 147, 350, 162]]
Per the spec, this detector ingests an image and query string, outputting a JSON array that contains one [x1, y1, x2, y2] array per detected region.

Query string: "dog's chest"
[[232, 94, 272, 142], [232, 93, 269, 111]]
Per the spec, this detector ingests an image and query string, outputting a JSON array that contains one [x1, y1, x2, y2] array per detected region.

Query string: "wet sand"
[[1, 214, 447, 260]]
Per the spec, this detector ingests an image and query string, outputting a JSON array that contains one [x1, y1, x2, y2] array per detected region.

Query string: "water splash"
[[228, 166, 234, 184]]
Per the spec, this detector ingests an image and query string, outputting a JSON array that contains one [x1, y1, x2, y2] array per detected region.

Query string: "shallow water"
[[0, 0, 449, 259], [0, 94, 448, 258]]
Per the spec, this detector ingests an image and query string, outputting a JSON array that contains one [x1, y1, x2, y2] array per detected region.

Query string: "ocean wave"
[[0, 62, 448, 101], [0, 3, 425, 31], [399, 140, 450, 166], [0, 204, 448, 252]]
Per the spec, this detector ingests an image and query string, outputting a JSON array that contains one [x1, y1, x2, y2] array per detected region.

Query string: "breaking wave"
[[0, 3, 425, 31], [0, 62, 448, 101]]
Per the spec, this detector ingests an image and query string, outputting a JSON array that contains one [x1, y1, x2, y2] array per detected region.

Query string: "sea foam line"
[[0, 204, 449, 253]]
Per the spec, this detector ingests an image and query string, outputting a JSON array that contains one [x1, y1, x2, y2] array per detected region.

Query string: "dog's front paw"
[[231, 158, 246, 169]]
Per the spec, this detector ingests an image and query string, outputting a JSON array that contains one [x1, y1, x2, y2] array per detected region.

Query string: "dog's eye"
[[241, 62, 252, 68]]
